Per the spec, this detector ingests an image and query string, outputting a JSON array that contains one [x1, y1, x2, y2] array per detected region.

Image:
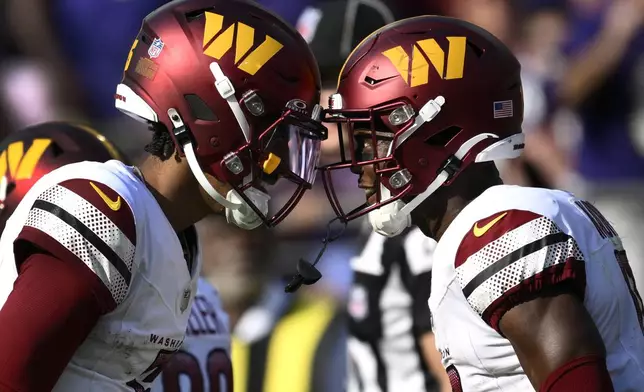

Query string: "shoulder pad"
[[19, 179, 136, 305]]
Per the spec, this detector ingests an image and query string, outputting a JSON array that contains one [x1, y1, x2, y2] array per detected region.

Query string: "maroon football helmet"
[[321, 16, 525, 236], [0, 122, 124, 232], [115, 0, 326, 229]]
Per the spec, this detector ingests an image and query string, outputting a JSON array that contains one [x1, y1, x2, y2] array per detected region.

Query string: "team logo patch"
[[381, 36, 467, 87], [134, 57, 159, 80], [180, 287, 192, 313], [90, 182, 121, 211], [148, 38, 165, 59], [348, 285, 369, 320], [473, 211, 508, 237], [202, 11, 283, 76], [0, 139, 52, 182]]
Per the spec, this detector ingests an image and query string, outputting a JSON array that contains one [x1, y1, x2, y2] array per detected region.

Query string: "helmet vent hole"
[[185, 8, 213, 22], [140, 34, 150, 45], [184, 94, 219, 121], [466, 41, 485, 58], [276, 71, 300, 84], [6, 181, 15, 196], [49, 142, 64, 157], [425, 126, 462, 147], [365, 76, 376, 85]]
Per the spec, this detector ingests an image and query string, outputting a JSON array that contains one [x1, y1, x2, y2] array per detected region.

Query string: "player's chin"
[[198, 184, 226, 215], [365, 189, 378, 206]]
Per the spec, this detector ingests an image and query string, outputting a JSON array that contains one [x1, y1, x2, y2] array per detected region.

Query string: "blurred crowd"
[[0, 0, 642, 390]]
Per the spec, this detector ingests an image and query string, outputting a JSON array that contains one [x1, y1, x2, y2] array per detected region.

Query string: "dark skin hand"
[[499, 293, 607, 390]]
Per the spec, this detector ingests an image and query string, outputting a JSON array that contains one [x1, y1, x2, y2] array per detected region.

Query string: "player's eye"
[[353, 135, 372, 161]]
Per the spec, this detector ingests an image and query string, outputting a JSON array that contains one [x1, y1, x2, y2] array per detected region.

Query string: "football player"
[[0, 0, 326, 390], [0, 122, 234, 392], [320, 16, 644, 391]]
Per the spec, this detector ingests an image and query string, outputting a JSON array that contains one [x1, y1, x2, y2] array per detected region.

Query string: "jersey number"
[[162, 348, 233, 392], [576, 200, 644, 333], [127, 349, 178, 392]]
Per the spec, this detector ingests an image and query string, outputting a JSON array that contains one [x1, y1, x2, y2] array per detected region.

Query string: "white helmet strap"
[[167, 108, 242, 211], [368, 94, 512, 237], [167, 76, 270, 230], [209, 62, 251, 143]]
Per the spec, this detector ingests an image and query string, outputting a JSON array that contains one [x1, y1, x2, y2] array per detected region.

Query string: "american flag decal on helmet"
[[493, 100, 513, 118]]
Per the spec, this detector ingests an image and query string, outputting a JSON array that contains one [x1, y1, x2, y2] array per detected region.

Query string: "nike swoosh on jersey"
[[473, 212, 508, 237], [90, 181, 121, 211]]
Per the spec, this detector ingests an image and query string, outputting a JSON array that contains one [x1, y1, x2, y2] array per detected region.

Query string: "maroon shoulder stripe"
[[455, 209, 540, 268], [59, 179, 136, 245]]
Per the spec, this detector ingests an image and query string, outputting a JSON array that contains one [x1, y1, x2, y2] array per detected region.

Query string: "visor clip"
[[224, 153, 245, 175], [241, 90, 265, 116], [311, 104, 322, 121], [439, 155, 463, 180], [168, 108, 192, 147]]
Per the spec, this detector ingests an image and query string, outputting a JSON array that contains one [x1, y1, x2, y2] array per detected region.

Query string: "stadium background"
[[0, 0, 642, 391]]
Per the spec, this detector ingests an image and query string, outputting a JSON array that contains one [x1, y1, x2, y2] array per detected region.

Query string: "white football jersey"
[[347, 228, 437, 392], [151, 278, 232, 392], [429, 185, 644, 391], [0, 160, 202, 392]]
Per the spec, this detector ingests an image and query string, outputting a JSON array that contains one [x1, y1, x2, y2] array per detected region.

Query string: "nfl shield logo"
[[148, 38, 164, 59], [348, 285, 368, 320]]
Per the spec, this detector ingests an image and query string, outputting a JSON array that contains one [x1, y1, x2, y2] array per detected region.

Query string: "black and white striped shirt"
[[347, 227, 438, 392]]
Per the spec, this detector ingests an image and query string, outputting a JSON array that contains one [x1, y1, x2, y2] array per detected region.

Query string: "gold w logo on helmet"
[[202, 12, 283, 76], [382, 37, 467, 87], [0, 139, 52, 181]]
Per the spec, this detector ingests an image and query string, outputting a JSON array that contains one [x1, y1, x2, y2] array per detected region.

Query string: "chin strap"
[[368, 186, 411, 237], [184, 141, 270, 230], [367, 96, 447, 238], [168, 108, 269, 230], [225, 187, 270, 230], [367, 171, 450, 238], [182, 141, 241, 210]]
